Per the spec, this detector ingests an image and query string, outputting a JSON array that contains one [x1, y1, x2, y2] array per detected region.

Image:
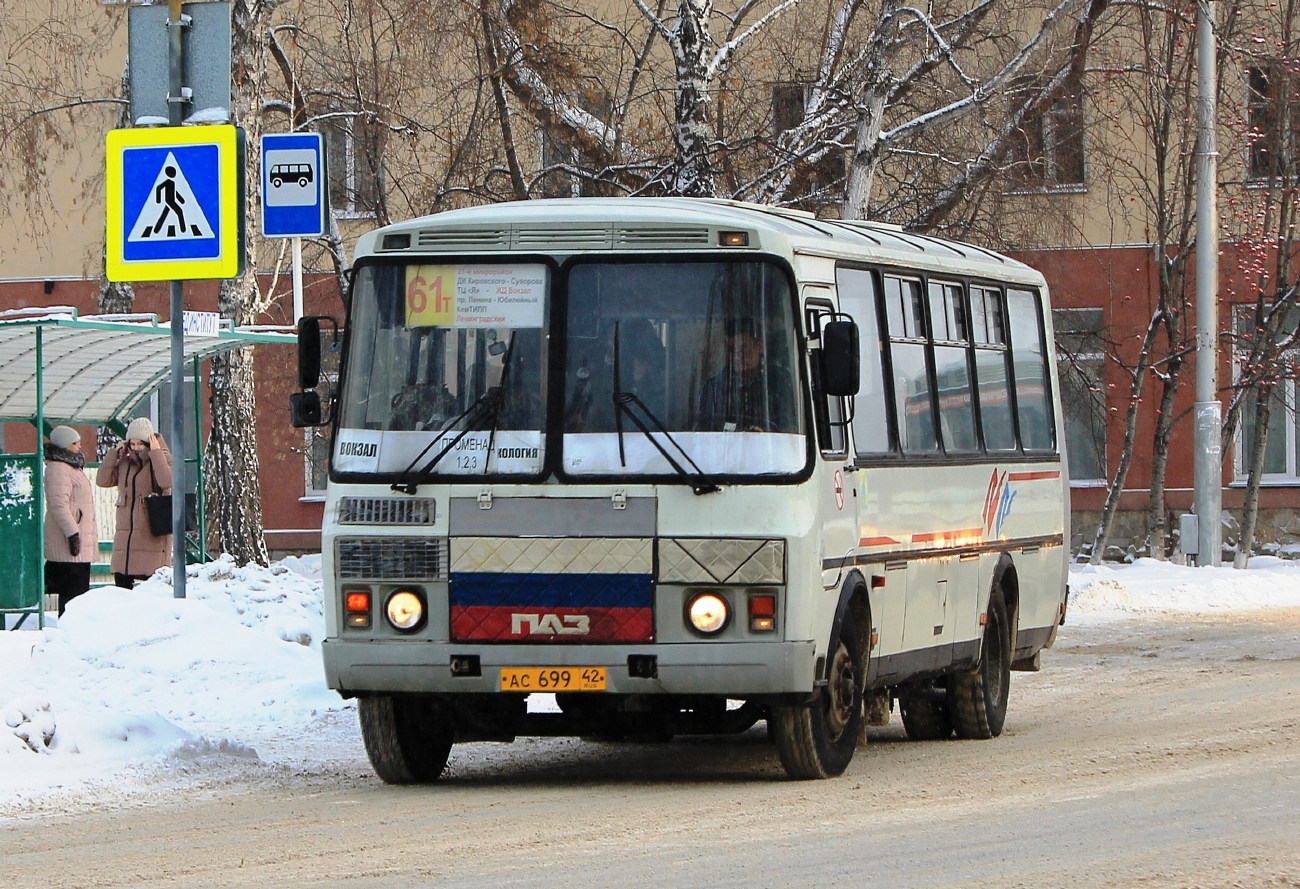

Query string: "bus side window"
[[1006, 288, 1056, 452], [805, 298, 848, 457], [971, 286, 1017, 451], [835, 267, 891, 454], [883, 275, 938, 453], [928, 280, 978, 453]]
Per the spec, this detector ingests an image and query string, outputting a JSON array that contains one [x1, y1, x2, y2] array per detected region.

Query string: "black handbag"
[[142, 461, 195, 537], [144, 493, 172, 537]]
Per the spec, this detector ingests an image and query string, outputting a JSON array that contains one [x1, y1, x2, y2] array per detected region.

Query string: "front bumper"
[[323, 638, 818, 696]]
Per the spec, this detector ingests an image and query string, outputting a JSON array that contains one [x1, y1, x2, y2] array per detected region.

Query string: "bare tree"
[[1218, 0, 1300, 566]]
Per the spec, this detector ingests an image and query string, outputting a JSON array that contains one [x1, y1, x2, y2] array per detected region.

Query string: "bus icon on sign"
[[270, 163, 313, 188]]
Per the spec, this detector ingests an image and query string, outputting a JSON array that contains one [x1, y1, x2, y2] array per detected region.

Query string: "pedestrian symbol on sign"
[[127, 151, 214, 243]]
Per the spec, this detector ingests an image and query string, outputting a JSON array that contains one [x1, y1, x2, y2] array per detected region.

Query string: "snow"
[[3, 552, 1300, 811]]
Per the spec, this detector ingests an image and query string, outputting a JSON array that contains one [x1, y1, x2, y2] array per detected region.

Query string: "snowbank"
[[0, 555, 350, 808], [1068, 557, 1300, 621]]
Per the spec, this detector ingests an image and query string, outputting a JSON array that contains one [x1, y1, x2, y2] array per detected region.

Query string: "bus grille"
[[337, 497, 436, 525], [336, 537, 449, 580]]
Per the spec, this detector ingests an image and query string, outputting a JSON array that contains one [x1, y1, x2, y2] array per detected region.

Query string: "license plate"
[[499, 666, 607, 692]]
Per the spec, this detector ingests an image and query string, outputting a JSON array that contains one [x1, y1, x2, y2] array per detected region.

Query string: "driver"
[[696, 321, 769, 432]]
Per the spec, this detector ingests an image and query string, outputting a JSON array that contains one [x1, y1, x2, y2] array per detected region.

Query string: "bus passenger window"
[[929, 282, 976, 453], [1007, 288, 1055, 451], [835, 268, 890, 454], [884, 277, 937, 453], [972, 287, 1016, 451]]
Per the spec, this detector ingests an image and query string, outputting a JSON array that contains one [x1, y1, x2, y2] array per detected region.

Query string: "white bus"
[[291, 197, 1070, 782]]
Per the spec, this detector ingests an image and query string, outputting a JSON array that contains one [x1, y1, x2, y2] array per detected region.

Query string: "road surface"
[[4, 609, 1299, 887]]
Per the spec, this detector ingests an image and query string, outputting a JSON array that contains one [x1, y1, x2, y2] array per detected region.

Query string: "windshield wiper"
[[391, 387, 501, 495], [481, 332, 517, 475], [612, 322, 719, 496]]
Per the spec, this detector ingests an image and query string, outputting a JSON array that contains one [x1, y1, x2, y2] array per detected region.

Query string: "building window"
[[303, 329, 341, 498], [771, 83, 846, 203], [1008, 73, 1086, 190], [322, 115, 381, 218], [1247, 65, 1299, 181], [1235, 304, 1300, 482], [1053, 308, 1106, 482]]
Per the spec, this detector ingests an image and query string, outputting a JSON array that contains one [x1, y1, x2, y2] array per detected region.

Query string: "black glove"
[[68, 533, 80, 557]]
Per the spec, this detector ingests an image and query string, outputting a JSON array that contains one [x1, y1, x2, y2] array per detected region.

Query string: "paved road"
[[5, 610, 1300, 888]]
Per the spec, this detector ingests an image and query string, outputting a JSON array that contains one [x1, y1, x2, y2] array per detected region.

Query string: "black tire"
[[271, 176, 282, 188], [898, 690, 953, 740], [770, 606, 866, 780], [948, 589, 1012, 739], [298, 176, 309, 187], [358, 694, 455, 784]]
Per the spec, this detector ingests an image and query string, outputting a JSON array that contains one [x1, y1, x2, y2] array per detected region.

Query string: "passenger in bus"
[[390, 382, 455, 431], [696, 320, 789, 432]]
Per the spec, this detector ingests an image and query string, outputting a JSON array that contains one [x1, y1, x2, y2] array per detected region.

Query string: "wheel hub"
[[824, 643, 857, 738]]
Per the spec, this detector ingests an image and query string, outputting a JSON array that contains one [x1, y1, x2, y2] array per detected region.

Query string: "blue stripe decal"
[[449, 572, 653, 609]]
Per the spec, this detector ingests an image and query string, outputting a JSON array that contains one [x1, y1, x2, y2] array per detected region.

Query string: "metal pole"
[[292, 236, 304, 322], [168, 0, 187, 597], [35, 327, 45, 629], [1193, 0, 1221, 565]]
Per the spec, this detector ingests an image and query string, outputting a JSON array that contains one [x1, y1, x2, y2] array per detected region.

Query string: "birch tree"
[[1082, 0, 1203, 562], [1220, 0, 1300, 566]]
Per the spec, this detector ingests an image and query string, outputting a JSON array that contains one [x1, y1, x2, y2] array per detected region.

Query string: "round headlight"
[[385, 589, 425, 632], [687, 592, 729, 635]]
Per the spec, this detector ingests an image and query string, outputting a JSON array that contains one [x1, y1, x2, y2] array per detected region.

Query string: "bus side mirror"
[[298, 316, 322, 389], [290, 390, 324, 428], [820, 320, 860, 397]]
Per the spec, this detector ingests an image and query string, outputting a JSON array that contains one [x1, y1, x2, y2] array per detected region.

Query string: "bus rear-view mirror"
[[820, 320, 860, 397], [298, 316, 322, 389]]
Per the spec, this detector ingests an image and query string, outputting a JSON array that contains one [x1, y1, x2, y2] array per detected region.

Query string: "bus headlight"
[[385, 589, 426, 632], [686, 592, 730, 635]]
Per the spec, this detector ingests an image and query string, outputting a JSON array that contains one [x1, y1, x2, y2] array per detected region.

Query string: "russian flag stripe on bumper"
[[450, 572, 653, 642]]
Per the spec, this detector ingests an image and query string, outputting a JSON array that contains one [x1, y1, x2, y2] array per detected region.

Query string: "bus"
[[291, 197, 1070, 782]]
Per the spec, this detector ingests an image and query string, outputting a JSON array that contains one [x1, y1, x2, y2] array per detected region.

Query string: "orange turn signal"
[[344, 589, 372, 629]]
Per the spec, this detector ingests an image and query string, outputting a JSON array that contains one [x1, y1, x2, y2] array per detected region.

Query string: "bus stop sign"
[[261, 132, 328, 238]]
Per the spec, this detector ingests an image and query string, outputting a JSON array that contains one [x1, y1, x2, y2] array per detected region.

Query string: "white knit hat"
[[126, 416, 154, 442], [49, 426, 79, 450]]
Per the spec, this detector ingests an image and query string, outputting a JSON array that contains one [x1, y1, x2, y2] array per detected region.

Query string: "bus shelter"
[[0, 307, 294, 629]]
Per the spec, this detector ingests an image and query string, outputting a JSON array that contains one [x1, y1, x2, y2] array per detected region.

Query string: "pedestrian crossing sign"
[[105, 125, 245, 282]]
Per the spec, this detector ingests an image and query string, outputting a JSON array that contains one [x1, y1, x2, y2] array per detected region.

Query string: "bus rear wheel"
[[358, 694, 455, 784], [898, 688, 953, 740], [770, 609, 865, 780], [948, 589, 1012, 739]]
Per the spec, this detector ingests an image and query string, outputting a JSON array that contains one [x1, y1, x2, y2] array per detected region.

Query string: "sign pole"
[[168, 0, 188, 599], [292, 236, 304, 322]]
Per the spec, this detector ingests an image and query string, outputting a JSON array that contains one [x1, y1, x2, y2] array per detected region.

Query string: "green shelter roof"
[[0, 306, 294, 426]]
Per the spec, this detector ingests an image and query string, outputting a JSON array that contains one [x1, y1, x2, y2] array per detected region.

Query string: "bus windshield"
[[562, 260, 805, 478], [334, 262, 549, 478]]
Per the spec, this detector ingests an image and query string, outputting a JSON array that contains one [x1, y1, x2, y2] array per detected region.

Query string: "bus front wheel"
[[948, 589, 1012, 739], [770, 608, 866, 780], [358, 694, 455, 784]]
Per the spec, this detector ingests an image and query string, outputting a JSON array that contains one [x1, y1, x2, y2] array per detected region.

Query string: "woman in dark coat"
[[96, 417, 174, 588], [44, 425, 98, 615]]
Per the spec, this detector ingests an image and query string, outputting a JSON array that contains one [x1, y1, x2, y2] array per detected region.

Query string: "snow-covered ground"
[[3, 553, 1300, 813]]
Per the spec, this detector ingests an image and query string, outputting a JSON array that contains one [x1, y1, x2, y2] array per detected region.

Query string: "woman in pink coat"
[[44, 425, 98, 615], [96, 417, 174, 588]]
